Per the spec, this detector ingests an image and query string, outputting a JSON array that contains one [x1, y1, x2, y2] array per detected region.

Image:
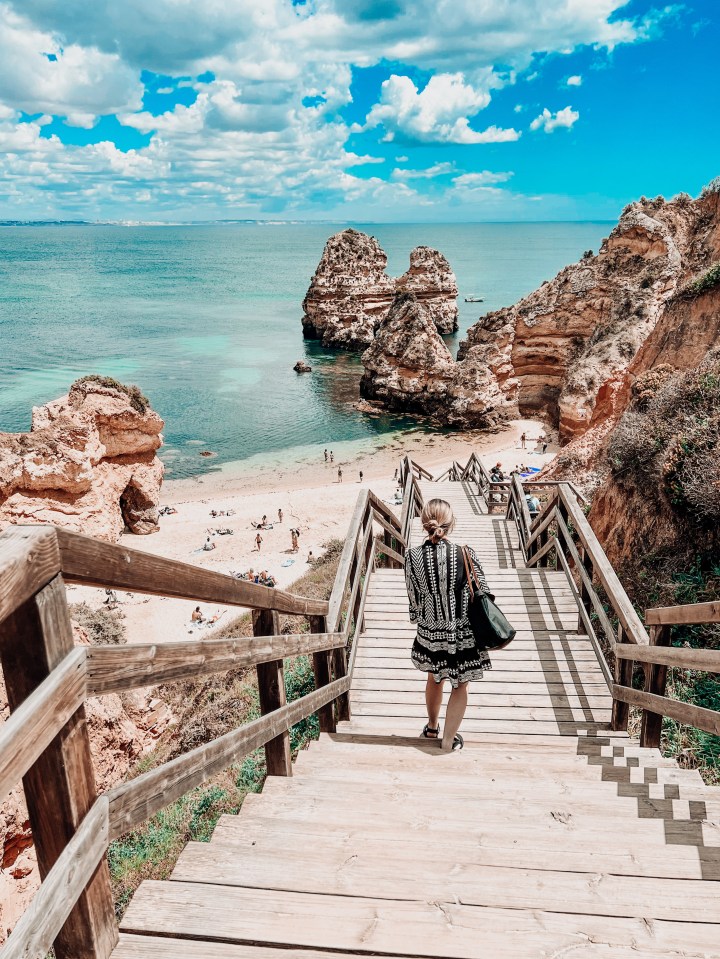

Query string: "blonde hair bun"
[[420, 498, 455, 544]]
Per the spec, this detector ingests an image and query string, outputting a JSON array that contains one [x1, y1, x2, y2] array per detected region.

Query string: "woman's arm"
[[467, 545, 494, 599], [404, 553, 420, 623]]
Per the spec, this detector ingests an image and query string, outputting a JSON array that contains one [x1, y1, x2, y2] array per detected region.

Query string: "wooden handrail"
[[0, 647, 86, 800], [0, 482, 401, 959], [85, 631, 347, 695], [646, 601, 720, 625], [107, 674, 351, 839], [57, 528, 328, 617], [616, 643, 720, 671]]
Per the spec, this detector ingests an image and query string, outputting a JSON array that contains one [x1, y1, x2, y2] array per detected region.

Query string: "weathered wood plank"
[[85, 631, 346, 695], [0, 575, 117, 959], [1, 798, 110, 959], [0, 525, 61, 624], [613, 684, 720, 737], [646, 601, 720, 625], [0, 646, 86, 799], [253, 608, 292, 777], [56, 528, 326, 617], [327, 492, 370, 631], [559, 487, 648, 647], [119, 881, 720, 958], [615, 643, 720, 671], [107, 675, 351, 839]]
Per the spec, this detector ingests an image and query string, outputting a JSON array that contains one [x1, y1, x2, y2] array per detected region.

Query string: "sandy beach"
[[68, 418, 553, 643]]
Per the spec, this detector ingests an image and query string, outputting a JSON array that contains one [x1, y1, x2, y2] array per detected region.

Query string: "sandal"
[[451, 734, 464, 751], [421, 723, 440, 739]]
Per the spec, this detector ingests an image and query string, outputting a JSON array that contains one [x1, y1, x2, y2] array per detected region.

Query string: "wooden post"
[[0, 573, 117, 959], [309, 613, 336, 733], [537, 526, 549, 568], [253, 608, 292, 776], [577, 544, 594, 634], [382, 529, 394, 568], [640, 624, 672, 748], [611, 624, 633, 732]]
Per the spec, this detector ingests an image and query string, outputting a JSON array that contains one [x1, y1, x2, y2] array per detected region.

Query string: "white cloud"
[[530, 106, 579, 133], [392, 162, 454, 180], [363, 72, 519, 144], [453, 170, 513, 187], [567, 75, 583, 86], [0, 3, 142, 122]]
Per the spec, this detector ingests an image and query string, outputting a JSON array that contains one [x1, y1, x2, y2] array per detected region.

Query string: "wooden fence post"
[[253, 608, 292, 776], [577, 544, 595, 634], [640, 624, 672, 748], [611, 624, 633, 732], [309, 613, 336, 733], [0, 573, 117, 959]]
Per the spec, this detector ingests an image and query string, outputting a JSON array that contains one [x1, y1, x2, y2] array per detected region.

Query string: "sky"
[[0, 0, 717, 222]]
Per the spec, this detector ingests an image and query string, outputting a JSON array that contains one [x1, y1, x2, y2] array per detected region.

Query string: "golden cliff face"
[[460, 189, 719, 441]]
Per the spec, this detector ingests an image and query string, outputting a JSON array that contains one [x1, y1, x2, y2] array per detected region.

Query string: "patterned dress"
[[404, 539, 492, 687]]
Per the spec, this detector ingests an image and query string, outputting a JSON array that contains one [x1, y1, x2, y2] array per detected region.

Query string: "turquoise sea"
[[0, 222, 608, 478]]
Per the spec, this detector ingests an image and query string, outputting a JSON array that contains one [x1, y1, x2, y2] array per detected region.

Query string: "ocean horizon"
[[0, 221, 608, 478]]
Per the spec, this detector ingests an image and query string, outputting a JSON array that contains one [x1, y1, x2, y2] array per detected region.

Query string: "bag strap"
[[461, 545, 481, 600]]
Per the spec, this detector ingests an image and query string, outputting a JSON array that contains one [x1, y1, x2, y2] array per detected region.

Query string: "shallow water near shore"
[[0, 221, 608, 477]]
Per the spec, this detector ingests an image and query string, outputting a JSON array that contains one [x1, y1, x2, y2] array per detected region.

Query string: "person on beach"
[[404, 498, 493, 752], [203, 536, 216, 551], [278, 508, 283, 523], [393, 467, 399, 481], [542, 439, 548, 454], [307, 550, 314, 563], [330, 451, 334, 463], [191, 606, 204, 623], [520, 431, 526, 449], [291, 528, 300, 552], [338, 467, 343, 483], [359, 470, 363, 483], [255, 532, 263, 551], [324, 449, 328, 462]]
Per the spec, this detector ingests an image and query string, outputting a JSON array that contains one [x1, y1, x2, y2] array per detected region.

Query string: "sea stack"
[[302, 229, 459, 350], [0, 376, 165, 540], [360, 293, 505, 427], [395, 246, 458, 334], [301, 229, 395, 350]]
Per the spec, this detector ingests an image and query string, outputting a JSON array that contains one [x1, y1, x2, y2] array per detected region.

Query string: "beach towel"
[[281, 559, 295, 567]]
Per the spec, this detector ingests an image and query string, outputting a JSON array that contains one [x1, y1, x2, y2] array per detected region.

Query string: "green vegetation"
[[69, 602, 126, 646], [71, 374, 150, 413], [673, 262, 720, 302], [607, 357, 720, 781], [107, 538, 343, 918]]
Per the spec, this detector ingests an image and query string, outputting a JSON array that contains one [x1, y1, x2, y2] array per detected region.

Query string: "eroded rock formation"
[[360, 294, 509, 427], [360, 186, 720, 440], [302, 229, 458, 349], [459, 189, 719, 441], [395, 246, 458, 335], [0, 378, 164, 540]]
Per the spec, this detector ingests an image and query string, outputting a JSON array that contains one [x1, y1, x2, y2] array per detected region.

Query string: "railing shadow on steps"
[[0, 489, 406, 959], [400, 451, 720, 755], [505, 476, 720, 749]]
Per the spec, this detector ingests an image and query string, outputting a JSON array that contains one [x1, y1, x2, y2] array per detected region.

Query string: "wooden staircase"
[[113, 479, 720, 959]]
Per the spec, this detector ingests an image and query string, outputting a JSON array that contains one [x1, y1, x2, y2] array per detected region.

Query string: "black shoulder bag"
[[460, 545, 516, 651]]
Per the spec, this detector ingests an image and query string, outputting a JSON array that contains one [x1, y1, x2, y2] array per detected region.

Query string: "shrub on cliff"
[[71, 374, 150, 413], [609, 353, 720, 522], [70, 602, 127, 645]]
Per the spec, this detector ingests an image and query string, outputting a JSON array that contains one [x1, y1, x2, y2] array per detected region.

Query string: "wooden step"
[[209, 811, 720, 879], [119, 881, 720, 958]]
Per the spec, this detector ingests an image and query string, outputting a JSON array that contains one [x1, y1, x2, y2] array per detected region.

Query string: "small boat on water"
[[464, 295, 484, 302]]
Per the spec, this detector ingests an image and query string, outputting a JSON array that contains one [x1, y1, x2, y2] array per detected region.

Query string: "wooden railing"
[[0, 490, 406, 959], [398, 455, 426, 547], [616, 602, 720, 748], [506, 477, 649, 730]]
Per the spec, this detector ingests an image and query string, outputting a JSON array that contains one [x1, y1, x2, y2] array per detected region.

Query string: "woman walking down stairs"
[[114, 478, 720, 959]]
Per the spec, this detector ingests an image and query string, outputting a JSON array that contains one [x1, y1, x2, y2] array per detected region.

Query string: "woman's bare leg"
[[425, 674, 444, 732], [442, 682, 469, 751]]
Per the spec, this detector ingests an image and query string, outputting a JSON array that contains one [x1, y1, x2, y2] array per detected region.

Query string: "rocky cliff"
[[0, 377, 164, 540], [360, 293, 508, 427], [359, 185, 720, 438], [302, 229, 458, 349]]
